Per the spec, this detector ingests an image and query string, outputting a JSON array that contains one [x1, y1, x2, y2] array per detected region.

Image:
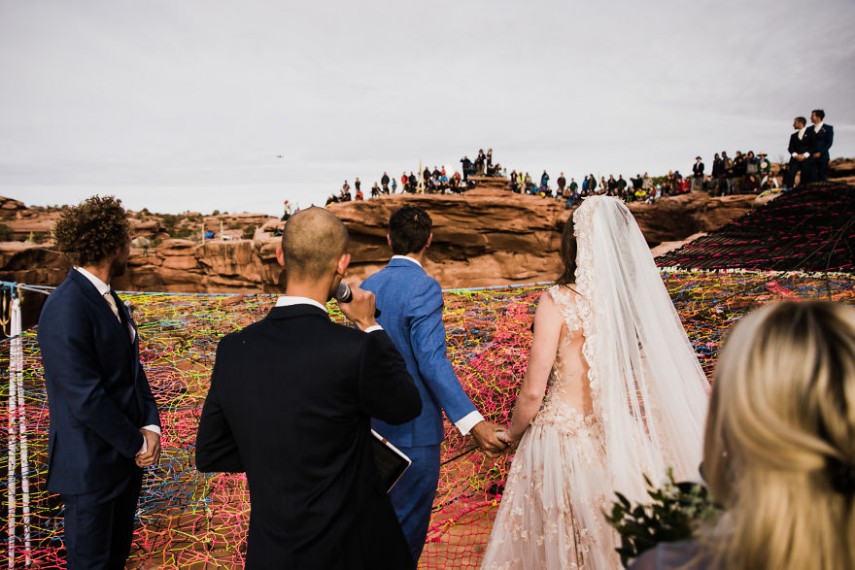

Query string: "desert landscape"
[[5, 158, 852, 296]]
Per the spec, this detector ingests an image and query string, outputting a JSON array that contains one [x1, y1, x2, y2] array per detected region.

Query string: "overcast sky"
[[1, 0, 853, 215]]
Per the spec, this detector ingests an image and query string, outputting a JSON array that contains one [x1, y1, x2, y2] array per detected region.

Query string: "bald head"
[[280, 207, 349, 281]]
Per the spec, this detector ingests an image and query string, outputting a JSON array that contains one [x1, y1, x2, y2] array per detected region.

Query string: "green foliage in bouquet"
[[604, 468, 720, 567]]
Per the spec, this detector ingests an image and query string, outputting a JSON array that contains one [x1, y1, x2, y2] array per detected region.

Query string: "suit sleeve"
[[195, 338, 245, 473], [358, 330, 421, 424], [39, 309, 145, 459], [136, 366, 161, 428], [125, 300, 161, 428], [409, 279, 478, 424]]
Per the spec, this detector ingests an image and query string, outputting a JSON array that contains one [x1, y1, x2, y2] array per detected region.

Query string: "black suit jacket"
[[37, 269, 160, 495], [196, 304, 421, 569], [788, 130, 812, 156]]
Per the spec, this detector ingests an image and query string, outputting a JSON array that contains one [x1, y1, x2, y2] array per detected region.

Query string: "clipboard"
[[371, 429, 412, 493]]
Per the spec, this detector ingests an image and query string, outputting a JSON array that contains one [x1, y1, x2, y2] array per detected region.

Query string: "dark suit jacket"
[[811, 123, 834, 159], [195, 304, 421, 569], [788, 130, 812, 156], [37, 269, 160, 495]]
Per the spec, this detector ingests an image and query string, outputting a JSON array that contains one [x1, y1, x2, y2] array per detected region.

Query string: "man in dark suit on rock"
[[691, 156, 705, 192], [810, 109, 834, 182], [38, 195, 161, 569], [196, 207, 421, 569], [786, 116, 813, 190]]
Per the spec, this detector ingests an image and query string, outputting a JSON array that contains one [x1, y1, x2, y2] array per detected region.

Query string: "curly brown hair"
[[53, 195, 131, 266]]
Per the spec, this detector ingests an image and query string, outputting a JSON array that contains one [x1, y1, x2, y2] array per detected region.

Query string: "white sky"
[[1, 0, 853, 215]]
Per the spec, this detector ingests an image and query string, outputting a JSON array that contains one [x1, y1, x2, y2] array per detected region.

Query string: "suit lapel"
[[113, 291, 137, 346], [68, 270, 133, 352]]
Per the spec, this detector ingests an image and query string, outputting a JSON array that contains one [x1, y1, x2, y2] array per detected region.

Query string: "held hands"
[[470, 421, 510, 459], [495, 429, 515, 446], [135, 428, 161, 468], [337, 283, 378, 330]]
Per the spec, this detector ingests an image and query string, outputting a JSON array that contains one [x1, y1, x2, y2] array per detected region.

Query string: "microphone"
[[335, 281, 381, 317]]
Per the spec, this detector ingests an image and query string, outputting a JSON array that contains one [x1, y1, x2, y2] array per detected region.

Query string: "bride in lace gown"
[[482, 197, 711, 570]]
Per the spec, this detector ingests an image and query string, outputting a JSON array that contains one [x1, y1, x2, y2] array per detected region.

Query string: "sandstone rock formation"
[[829, 157, 855, 184], [0, 187, 758, 292]]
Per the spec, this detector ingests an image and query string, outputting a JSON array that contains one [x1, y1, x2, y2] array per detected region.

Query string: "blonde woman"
[[631, 301, 855, 570]]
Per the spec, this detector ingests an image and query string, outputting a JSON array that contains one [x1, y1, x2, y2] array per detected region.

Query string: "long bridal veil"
[[573, 196, 710, 501]]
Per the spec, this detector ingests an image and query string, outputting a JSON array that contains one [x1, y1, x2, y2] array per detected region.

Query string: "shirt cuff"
[[364, 325, 384, 334], [455, 411, 485, 435], [138, 425, 161, 454]]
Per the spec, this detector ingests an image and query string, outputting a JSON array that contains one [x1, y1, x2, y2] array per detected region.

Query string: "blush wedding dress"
[[481, 197, 711, 569]]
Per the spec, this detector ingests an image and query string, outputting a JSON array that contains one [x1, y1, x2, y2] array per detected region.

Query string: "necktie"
[[103, 291, 121, 322]]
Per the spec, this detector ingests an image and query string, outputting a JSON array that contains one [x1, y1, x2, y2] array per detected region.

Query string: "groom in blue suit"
[[362, 205, 507, 564], [38, 196, 161, 569]]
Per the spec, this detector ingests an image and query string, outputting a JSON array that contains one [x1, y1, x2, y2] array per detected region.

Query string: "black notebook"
[[371, 429, 412, 493]]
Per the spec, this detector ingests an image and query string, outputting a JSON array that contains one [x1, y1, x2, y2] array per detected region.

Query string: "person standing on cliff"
[[692, 156, 705, 192], [786, 116, 813, 190], [810, 109, 834, 182], [38, 195, 161, 569], [361, 205, 508, 565]]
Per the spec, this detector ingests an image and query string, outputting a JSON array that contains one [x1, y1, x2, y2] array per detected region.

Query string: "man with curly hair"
[[37, 195, 161, 569]]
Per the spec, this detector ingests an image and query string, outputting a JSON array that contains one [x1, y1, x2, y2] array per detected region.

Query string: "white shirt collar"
[[275, 295, 328, 313], [75, 266, 111, 296], [391, 254, 423, 268], [814, 121, 824, 132], [798, 127, 806, 138]]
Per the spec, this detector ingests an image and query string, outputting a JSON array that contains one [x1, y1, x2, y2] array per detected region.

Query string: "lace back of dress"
[[545, 285, 592, 415], [549, 285, 582, 334]]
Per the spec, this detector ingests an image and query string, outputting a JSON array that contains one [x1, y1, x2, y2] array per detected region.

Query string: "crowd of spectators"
[[324, 125, 833, 208], [701, 150, 778, 196], [460, 148, 505, 179], [508, 170, 667, 208], [687, 111, 833, 197]]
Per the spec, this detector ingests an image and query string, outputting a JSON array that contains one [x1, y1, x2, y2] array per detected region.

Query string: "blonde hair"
[[702, 301, 855, 570]]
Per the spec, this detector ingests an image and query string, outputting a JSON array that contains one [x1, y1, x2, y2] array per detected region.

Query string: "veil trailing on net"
[[573, 196, 710, 501]]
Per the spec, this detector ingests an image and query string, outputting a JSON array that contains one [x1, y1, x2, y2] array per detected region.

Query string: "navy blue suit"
[[811, 123, 834, 181], [38, 269, 159, 569], [362, 258, 478, 563]]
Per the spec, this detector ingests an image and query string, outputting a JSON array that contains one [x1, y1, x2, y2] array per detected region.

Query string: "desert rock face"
[[829, 157, 855, 184], [0, 185, 759, 292], [333, 185, 570, 287], [335, 187, 757, 287]]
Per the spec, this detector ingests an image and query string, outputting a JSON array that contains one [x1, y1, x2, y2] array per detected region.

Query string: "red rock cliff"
[[0, 188, 757, 292]]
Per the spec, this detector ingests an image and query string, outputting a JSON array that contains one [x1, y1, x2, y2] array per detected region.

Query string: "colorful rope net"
[[2, 272, 854, 569]]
